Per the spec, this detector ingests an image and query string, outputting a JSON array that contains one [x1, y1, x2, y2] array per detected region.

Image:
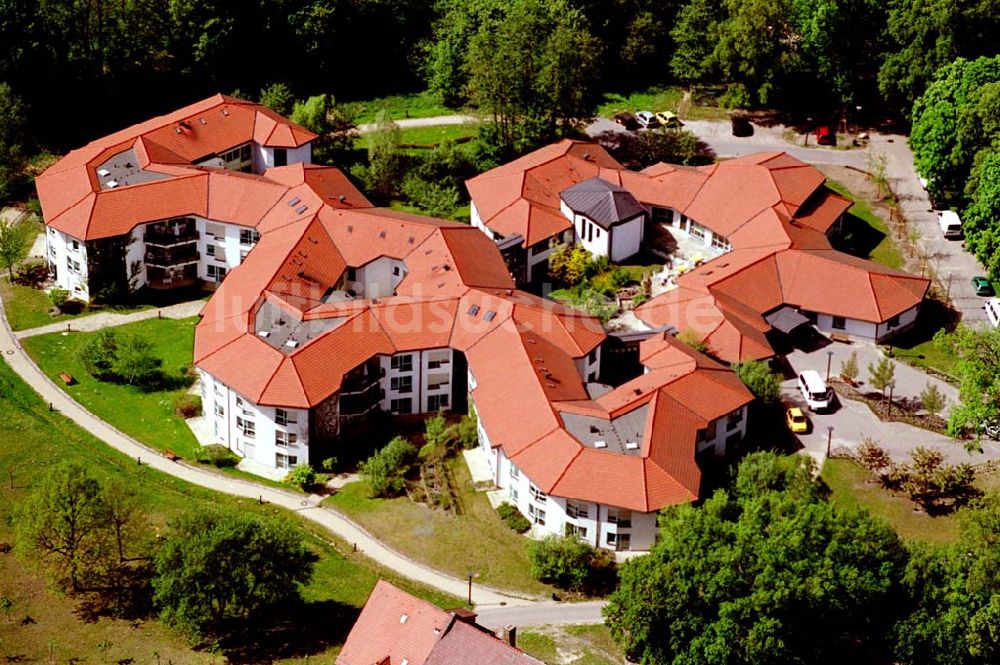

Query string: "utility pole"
[[826, 350, 834, 382]]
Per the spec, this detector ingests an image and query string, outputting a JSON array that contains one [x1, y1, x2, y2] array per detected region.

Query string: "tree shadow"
[[212, 598, 360, 664], [888, 298, 960, 351]]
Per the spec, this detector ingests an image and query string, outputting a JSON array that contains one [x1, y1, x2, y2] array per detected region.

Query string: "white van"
[[798, 370, 832, 412], [938, 210, 963, 239], [985, 298, 1000, 328]]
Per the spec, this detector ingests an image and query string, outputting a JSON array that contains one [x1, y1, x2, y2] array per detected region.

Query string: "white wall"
[[255, 143, 312, 173], [348, 257, 406, 299], [609, 216, 644, 263], [874, 304, 920, 339], [199, 369, 309, 471], [381, 348, 455, 415], [697, 404, 748, 458], [125, 227, 147, 291], [813, 312, 878, 339], [573, 346, 602, 383], [45, 226, 89, 299]]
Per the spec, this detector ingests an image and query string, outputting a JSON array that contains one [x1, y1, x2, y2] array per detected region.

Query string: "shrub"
[[359, 436, 418, 497], [78, 328, 119, 378], [47, 288, 69, 310], [424, 412, 454, 450], [197, 444, 238, 468], [855, 438, 892, 480], [401, 173, 460, 219], [456, 413, 478, 449], [285, 464, 317, 490], [173, 394, 202, 418], [60, 298, 87, 314], [527, 535, 611, 592], [321, 457, 338, 472], [418, 441, 439, 460], [548, 243, 593, 286], [732, 360, 781, 404], [840, 351, 860, 383], [676, 329, 708, 353], [901, 447, 979, 511], [497, 502, 531, 534]]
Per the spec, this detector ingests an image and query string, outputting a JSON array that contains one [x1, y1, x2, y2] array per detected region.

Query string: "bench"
[[829, 332, 851, 344], [162, 449, 180, 462], [58, 372, 74, 385]]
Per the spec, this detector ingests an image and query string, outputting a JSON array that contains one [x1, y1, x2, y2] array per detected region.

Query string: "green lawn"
[[595, 85, 730, 121], [399, 123, 478, 148], [0, 351, 459, 663], [589, 263, 661, 294], [885, 298, 960, 378], [824, 178, 905, 270], [0, 277, 156, 331], [520, 625, 622, 665], [325, 456, 553, 596], [21, 317, 202, 459], [351, 91, 458, 125], [821, 458, 967, 544]]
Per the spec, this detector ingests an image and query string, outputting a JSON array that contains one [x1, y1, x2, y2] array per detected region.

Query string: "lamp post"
[[826, 426, 834, 458], [855, 105, 863, 138], [826, 350, 834, 382], [467, 571, 479, 605], [804, 117, 813, 146], [887, 382, 895, 419]]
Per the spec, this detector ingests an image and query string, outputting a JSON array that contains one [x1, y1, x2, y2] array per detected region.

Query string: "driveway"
[[782, 341, 1000, 467]]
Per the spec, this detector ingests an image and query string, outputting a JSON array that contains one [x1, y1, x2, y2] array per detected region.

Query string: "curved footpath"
[[0, 296, 570, 611]]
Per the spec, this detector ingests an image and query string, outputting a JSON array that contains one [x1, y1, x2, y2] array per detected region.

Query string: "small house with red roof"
[[337, 580, 543, 665]]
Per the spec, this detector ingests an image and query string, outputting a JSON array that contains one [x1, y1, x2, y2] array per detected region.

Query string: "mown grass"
[[0, 353, 460, 663], [324, 456, 552, 596], [351, 91, 458, 125], [388, 200, 471, 223], [595, 85, 730, 121], [0, 277, 156, 332], [820, 458, 1000, 544], [398, 123, 478, 147], [825, 177, 905, 270], [21, 317, 202, 459]]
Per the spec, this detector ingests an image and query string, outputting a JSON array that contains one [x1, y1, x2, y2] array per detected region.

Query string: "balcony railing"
[[341, 374, 381, 397], [144, 229, 199, 247], [145, 249, 200, 269], [147, 276, 199, 290]]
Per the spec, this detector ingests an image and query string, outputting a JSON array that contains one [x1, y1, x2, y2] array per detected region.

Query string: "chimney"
[[501, 625, 517, 648]]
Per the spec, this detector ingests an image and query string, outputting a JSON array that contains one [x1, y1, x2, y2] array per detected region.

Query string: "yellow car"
[[785, 407, 810, 434], [655, 111, 683, 128]]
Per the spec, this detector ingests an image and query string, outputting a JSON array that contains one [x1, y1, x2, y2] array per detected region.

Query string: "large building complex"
[[37, 97, 757, 553], [467, 140, 930, 361]]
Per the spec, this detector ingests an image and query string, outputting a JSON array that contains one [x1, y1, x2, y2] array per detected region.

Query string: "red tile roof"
[[424, 621, 543, 665]]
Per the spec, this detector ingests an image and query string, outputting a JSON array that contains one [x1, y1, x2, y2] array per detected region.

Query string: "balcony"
[[145, 248, 200, 269], [147, 275, 198, 290], [144, 228, 199, 247]]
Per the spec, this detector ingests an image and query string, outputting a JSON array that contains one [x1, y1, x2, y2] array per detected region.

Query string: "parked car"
[[972, 275, 995, 297], [612, 111, 638, 130], [636, 111, 659, 128], [655, 111, 683, 128], [730, 112, 753, 137], [984, 298, 1000, 328], [797, 370, 832, 412], [785, 407, 810, 434], [937, 210, 963, 238], [814, 125, 836, 146]]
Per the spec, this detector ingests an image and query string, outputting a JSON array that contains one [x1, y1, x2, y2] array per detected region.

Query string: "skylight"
[[484, 311, 497, 322], [468, 305, 480, 316], [288, 196, 301, 207]]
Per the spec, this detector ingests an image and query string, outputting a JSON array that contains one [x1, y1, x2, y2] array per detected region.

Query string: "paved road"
[[0, 296, 537, 608], [477, 600, 608, 630], [15, 299, 206, 338], [782, 341, 1000, 467], [357, 114, 478, 134]]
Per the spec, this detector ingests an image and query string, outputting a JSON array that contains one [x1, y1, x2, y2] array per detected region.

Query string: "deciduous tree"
[[731, 360, 781, 404], [934, 324, 1000, 447], [0, 215, 30, 280]]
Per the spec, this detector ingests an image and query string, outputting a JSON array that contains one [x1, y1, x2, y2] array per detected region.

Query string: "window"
[[887, 315, 900, 329], [509, 486, 518, 502], [726, 409, 743, 431], [392, 266, 401, 276], [274, 148, 287, 167], [207, 264, 227, 282], [652, 207, 671, 223], [205, 223, 225, 239], [427, 378, 450, 391], [275, 452, 298, 470], [390, 375, 413, 394], [239, 229, 260, 246], [427, 394, 449, 411], [346, 267, 357, 281], [606, 532, 631, 550], [529, 483, 547, 503], [832, 315, 846, 330], [205, 243, 216, 257], [607, 508, 632, 528], [588, 348, 598, 364], [275, 408, 297, 426], [712, 233, 730, 250], [71, 240, 79, 250], [565, 523, 588, 540], [509, 464, 520, 479], [528, 504, 546, 526], [276, 431, 298, 447], [390, 398, 413, 415], [390, 354, 413, 372], [236, 416, 255, 439], [566, 500, 589, 519], [236, 395, 251, 413], [214, 403, 225, 417], [587, 223, 593, 242]]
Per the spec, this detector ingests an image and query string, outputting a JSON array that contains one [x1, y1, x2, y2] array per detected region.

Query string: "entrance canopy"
[[764, 306, 811, 334]]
